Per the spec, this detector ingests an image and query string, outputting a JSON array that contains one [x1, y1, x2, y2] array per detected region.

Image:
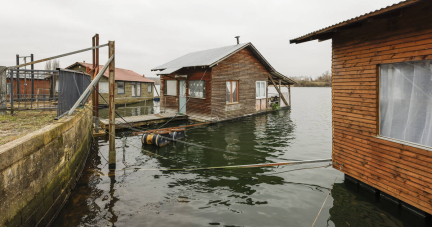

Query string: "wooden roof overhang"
[[290, 0, 423, 44]]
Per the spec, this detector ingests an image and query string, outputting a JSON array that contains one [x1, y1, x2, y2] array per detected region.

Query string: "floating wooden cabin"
[[291, 0, 432, 216], [152, 42, 295, 121]]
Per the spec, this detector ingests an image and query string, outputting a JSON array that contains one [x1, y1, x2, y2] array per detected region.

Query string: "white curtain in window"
[[226, 81, 231, 102], [166, 80, 177, 96], [132, 82, 136, 97], [137, 83, 141, 96], [380, 61, 432, 147], [189, 80, 205, 98], [256, 81, 266, 99], [98, 81, 109, 94]]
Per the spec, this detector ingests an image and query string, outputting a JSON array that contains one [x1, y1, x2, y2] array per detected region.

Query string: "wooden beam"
[[268, 75, 288, 106], [153, 83, 160, 97], [108, 41, 116, 170]]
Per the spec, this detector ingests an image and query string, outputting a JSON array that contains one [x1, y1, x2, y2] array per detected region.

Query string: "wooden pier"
[[100, 112, 188, 130]]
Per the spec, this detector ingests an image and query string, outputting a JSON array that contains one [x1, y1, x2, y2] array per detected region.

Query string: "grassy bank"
[[0, 110, 57, 145]]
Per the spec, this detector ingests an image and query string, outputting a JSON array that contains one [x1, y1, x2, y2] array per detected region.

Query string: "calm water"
[[54, 88, 425, 227]]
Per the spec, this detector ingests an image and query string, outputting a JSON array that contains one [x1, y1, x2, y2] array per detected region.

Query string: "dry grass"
[[0, 110, 57, 146]]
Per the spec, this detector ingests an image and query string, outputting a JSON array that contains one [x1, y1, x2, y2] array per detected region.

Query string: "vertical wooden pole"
[[92, 36, 96, 117], [108, 41, 116, 170], [288, 84, 291, 107], [95, 34, 100, 117], [278, 79, 282, 106]]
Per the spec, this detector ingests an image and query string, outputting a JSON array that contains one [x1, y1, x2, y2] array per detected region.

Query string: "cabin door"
[[179, 80, 186, 114]]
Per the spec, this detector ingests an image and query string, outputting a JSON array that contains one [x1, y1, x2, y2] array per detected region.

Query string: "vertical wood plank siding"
[[211, 48, 269, 120], [161, 48, 271, 120], [161, 68, 211, 114], [331, 1, 432, 214]]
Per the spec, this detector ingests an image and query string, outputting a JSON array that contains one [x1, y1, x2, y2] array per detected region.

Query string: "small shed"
[[152, 42, 295, 121], [67, 62, 155, 105], [291, 0, 432, 216]]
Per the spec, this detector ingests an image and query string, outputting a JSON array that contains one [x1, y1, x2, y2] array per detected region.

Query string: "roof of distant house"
[[66, 62, 154, 83], [290, 0, 422, 44], [152, 42, 295, 85]]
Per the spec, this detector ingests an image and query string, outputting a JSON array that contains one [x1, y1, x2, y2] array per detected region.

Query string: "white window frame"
[[131, 82, 136, 97], [136, 83, 141, 97], [256, 81, 266, 99], [98, 81, 109, 94], [148, 83, 152, 93], [189, 80, 206, 99], [165, 80, 177, 96], [6, 83, 11, 95], [378, 60, 432, 149], [117, 81, 125, 94]]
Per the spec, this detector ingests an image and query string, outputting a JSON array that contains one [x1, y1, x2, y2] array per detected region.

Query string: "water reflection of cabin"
[[291, 0, 432, 217], [152, 42, 295, 121]]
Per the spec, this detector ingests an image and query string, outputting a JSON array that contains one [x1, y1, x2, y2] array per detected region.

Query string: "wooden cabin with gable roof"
[[152, 42, 295, 121], [291, 0, 432, 218]]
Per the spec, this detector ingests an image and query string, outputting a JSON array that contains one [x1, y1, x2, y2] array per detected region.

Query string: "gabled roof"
[[290, 0, 423, 44], [66, 62, 154, 83], [152, 42, 295, 85]]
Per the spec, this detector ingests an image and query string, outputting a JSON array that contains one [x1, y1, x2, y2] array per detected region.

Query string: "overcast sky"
[[1, 0, 399, 78]]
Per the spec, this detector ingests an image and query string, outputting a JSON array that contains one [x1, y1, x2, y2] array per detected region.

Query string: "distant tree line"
[[291, 71, 331, 87]]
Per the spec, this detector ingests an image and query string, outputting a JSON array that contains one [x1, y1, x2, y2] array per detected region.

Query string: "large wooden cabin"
[[291, 0, 432, 217], [152, 42, 295, 121]]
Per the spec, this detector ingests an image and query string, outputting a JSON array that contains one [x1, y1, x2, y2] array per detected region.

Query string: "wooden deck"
[[100, 112, 188, 130]]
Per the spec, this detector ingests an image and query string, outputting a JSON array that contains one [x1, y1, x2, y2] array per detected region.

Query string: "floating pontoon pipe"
[[68, 55, 114, 116], [122, 158, 333, 171]]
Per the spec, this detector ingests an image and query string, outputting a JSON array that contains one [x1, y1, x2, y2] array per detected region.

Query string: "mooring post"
[[0, 66, 6, 115], [288, 84, 291, 107], [92, 35, 96, 118], [95, 34, 99, 117], [108, 41, 116, 169], [92, 34, 100, 118], [30, 54, 34, 106]]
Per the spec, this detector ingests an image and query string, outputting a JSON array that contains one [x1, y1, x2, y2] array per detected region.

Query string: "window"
[[137, 83, 141, 97], [256, 81, 266, 99], [132, 82, 136, 96], [6, 83, 10, 95], [98, 81, 109, 94], [148, 83, 152, 93], [117, 81, 125, 94], [131, 82, 141, 97], [189, 80, 205, 98], [164, 80, 177, 96], [226, 81, 238, 103], [379, 60, 432, 148]]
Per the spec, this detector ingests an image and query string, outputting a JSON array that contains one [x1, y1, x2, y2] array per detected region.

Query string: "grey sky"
[[1, 0, 398, 78]]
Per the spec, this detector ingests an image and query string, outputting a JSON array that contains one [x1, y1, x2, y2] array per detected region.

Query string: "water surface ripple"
[[54, 88, 419, 227]]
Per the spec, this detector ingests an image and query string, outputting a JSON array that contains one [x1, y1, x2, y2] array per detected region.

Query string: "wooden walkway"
[[100, 113, 188, 130]]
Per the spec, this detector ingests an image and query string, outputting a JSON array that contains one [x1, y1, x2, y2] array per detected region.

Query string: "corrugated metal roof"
[[156, 67, 182, 75], [290, 0, 422, 44], [152, 43, 250, 70], [152, 42, 296, 85]]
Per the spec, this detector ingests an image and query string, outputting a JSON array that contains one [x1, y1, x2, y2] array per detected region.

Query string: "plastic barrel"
[[141, 132, 171, 147]]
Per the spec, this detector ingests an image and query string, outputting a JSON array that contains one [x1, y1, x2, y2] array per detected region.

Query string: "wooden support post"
[[288, 84, 291, 107], [268, 75, 288, 106], [95, 34, 99, 117], [153, 83, 159, 97], [92, 34, 100, 118], [108, 41, 116, 170], [278, 79, 282, 106]]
